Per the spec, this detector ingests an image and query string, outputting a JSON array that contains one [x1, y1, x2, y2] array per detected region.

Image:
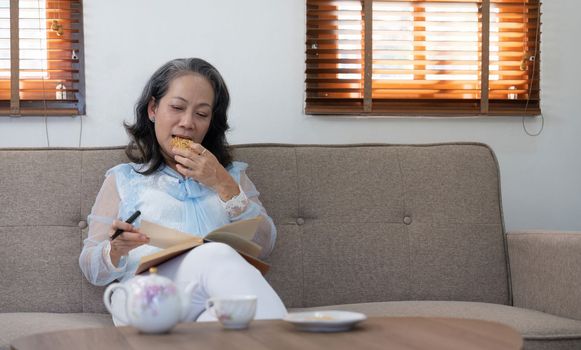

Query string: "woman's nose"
[[178, 112, 195, 128]]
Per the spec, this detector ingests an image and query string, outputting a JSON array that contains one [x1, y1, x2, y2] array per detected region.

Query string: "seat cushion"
[[295, 301, 581, 350], [0, 313, 113, 350]]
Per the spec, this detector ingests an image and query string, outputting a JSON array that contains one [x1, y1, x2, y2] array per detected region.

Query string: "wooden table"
[[11, 317, 523, 350]]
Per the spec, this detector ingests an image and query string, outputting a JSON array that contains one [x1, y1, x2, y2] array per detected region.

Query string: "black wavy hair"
[[124, 58, 232, 175]]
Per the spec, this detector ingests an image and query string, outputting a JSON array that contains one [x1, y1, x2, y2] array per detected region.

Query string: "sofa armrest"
[[507, 231, 581, 321]]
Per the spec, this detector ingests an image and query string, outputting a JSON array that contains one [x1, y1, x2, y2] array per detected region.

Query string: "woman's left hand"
[[173, 143, 240, 201]]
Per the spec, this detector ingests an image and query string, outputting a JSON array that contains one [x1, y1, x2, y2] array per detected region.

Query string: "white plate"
[[283, 310, 367, 332]]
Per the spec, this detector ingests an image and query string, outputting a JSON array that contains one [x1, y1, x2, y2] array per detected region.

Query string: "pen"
[[110, 210, 141, 241]]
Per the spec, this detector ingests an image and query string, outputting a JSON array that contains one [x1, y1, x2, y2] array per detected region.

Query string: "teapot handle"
[[103, 283, 131, 325]]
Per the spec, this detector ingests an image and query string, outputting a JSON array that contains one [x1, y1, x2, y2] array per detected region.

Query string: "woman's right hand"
[[109, 220, 149, 267]]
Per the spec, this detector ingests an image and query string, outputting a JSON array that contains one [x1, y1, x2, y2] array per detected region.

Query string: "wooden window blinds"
[[305, 0, 541, 116], [0, 0, 84, 116]]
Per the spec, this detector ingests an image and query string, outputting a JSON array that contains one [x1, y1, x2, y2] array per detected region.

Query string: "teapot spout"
[[180, 281, 199, 322]]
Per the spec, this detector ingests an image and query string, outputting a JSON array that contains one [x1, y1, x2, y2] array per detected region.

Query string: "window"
[[0, 0, 84, 116], [305, 0, 541, 116]]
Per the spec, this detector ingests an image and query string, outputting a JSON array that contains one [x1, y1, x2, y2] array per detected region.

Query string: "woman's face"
[[148, 73, 215, 170]]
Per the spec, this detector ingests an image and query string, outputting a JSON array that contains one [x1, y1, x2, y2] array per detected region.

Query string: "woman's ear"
[[147, 98, 157, 122]]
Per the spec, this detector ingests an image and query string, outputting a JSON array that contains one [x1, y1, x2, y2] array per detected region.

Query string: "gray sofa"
[[1, 143, 580, 350]]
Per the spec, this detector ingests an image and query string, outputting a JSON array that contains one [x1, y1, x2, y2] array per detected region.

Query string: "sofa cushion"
[[0, 313, 113, 350], [0, 226, 82, 313], [298, 300, 581, 350], [0, 150, 81, 227]]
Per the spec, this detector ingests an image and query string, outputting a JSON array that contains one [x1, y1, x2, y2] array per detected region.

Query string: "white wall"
[[1, 0, 579, 231]]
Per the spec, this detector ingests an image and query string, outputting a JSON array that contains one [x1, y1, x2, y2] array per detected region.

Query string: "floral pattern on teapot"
[[129, 277, 178, 319]]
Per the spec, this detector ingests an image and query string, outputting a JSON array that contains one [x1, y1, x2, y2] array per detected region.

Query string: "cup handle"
[[103, 283, 131, 325]]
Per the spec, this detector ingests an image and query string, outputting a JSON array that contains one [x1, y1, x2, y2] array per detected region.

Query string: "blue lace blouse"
[[79, 161, 276, 286]]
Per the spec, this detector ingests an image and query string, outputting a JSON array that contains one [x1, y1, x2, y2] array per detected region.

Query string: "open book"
[[135, 217, 270, 275]]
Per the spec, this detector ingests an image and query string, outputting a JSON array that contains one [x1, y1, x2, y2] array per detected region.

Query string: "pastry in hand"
[[170, 136, 193, 150]]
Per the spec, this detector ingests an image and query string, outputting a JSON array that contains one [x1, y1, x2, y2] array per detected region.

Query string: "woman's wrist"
[[213, 172, 250, 217], [105, 240, 124, 269], [110, 249, 121, 267], [215, 175, 240, 201]]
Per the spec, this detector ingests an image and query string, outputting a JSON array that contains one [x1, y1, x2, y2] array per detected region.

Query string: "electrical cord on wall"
[[37, 0, 51, 148], [522, 0, 543, 137], [43, 116, 83, 147], [522, 113, 543, 137], [44, 116, 50, 147], [78, 115, 83, 147]]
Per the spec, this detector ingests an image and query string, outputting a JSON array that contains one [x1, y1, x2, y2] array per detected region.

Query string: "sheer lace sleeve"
[[220, 170, 277, 259], [79, 173, 128, 286]]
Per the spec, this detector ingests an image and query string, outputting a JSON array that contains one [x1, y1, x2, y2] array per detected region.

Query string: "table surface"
[[11, 316, 523, 350]]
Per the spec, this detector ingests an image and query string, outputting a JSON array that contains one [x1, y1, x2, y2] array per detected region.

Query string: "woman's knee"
[[178, 242, 252, 274], [193, 242, 239, 260]]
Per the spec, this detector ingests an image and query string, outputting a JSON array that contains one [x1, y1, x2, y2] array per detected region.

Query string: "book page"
[[140, 220, 198, 248], [206, 217, 264, 241]]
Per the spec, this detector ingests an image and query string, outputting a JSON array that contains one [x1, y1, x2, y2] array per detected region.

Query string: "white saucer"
[[283, 310, 367, 332]]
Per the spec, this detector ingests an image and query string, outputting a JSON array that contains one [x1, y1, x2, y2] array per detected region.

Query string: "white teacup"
[[205, 295, 257, 329]]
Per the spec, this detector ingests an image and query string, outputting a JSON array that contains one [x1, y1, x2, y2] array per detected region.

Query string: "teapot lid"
[[127, 266, 177, 297]]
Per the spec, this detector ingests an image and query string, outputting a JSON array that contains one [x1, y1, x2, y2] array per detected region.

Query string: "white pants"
[[111, 242, 287, 325]]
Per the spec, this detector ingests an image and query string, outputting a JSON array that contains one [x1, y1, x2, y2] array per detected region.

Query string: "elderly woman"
[[79, 58, 286, 324]]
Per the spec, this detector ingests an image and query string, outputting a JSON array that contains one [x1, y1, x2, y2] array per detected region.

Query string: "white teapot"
[[103, 267, 197, 333]]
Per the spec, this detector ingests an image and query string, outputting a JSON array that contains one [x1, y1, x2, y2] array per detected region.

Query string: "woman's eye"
[[171, 105, 184, 111], [197, 113, 208, 118]]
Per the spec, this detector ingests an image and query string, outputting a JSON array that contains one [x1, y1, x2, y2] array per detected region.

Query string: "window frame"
[[0, 0, 85, 117], [305, 0, 541, 117]]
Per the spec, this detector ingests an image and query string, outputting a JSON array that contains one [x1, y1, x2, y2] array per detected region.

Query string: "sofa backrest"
[[0, 143, 510, 313]]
